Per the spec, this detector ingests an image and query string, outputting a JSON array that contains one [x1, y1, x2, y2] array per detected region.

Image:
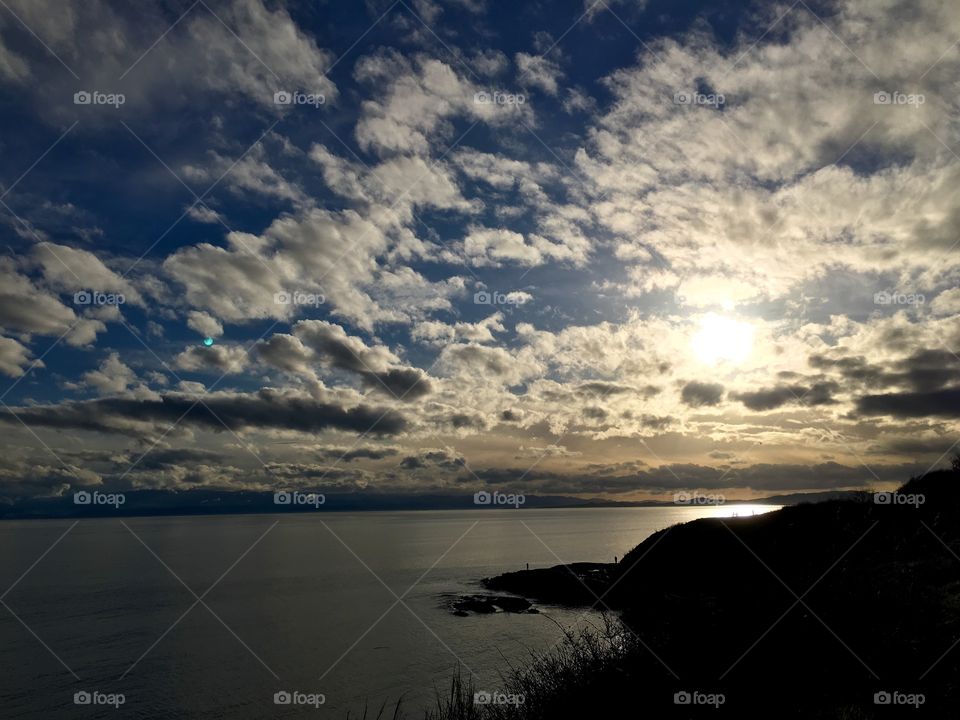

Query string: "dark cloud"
[[469, 460, 925, 494], [0, 390, 408, 437], [810, 349, 960, 393], [399, 448, 466, 470], [576, 381, 660, 398], [708, 451, 735, 459], [135, 448, 228, 469], [639, 414, 672, 429], [450, 413, 484, 429], [866, 437, 957, 456], [734, 381, 839, 411], [681, 381, 724, 407], [293, 321, 432, 400], [317, 447, 399, 462], [373, 367, 432, 399], [856, 387, 960, 419], [255, 334, 314, 375], [898, 350, 960, 392]]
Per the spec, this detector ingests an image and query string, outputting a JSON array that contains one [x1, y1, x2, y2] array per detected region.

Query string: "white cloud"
[[0, 0, 337, 121], [175, 343, 251, 374], [0, 259, 106, 347], [0, 336, 37, 377], [353, 52, 533, 157], [185, 205, 223, 224], [186, 310, 224, 339], [515, 52, 563, 95], [78, 352, 158, 398], [463, 227, 542, 266], [31, 242, 141, 304]]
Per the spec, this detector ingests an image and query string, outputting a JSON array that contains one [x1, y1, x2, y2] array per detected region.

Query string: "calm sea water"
[[0, 505, 775, 717]]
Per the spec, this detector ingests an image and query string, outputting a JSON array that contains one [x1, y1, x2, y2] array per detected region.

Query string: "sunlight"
[[691, 313, 754, 366]]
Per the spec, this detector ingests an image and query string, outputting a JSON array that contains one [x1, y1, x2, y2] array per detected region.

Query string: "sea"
[[0, 504, 776, 718]]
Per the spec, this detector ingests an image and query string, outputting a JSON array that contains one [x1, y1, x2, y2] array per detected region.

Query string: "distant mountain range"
[[0, 488, 865, 520]]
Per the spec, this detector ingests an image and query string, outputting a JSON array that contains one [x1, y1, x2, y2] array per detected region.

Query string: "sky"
[[0, 0, 958, 504]]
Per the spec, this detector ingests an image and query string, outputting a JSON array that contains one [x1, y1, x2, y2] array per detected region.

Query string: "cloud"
[[412, 313, 505, 346], [255, 333, 316, 378], [182, 146, 307, 205], [734, 382, 839, 411], [0, 336, 36, 377], [163, 208, 383, 328], [317, 446, 399, 462], [175, 344, 251, 374], [515, 52, 563, 95], [77, 352, 156, 397], [399, 446, 466, 470], [0, 389, 408, 438], [31, 242, 141, 303], [0, 259, 106, 346], [186, 311, 224, 339], [856, 387, 960, 419], [185, 205, 223, 224], [575, 0, 960, 306], [471, 460, 920, 494], [463, 227, 542, 267], [352, 51, 532, 156], [439, 343, 540, 387], [293, 320, 433, 400], [681, 381, 724, 407], [0, 0, 337, 120], [810, 348, 960, 393]]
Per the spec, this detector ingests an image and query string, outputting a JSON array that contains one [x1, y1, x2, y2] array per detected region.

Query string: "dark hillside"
[[481, 470, 960, 717]]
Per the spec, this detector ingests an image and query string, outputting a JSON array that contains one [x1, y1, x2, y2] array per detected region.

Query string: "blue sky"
[[1, 0, 959, 503]]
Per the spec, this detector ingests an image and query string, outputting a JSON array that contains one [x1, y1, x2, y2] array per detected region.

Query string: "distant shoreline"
[[0, 489, 851, 520]]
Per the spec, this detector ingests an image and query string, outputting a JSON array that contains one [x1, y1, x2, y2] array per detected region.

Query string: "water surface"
[[0, 505, 776, 717]]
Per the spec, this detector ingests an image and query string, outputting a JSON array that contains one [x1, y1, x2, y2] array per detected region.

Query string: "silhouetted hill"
[[482, 469, 960, 717]]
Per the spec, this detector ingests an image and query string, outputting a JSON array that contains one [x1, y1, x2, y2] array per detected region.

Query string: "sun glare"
[[691, 313, 754, 366]]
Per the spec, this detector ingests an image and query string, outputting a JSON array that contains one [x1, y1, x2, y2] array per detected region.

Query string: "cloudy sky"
[[0, 0, 958, 503]]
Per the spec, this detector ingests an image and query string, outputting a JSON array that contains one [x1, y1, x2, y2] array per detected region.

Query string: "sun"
[[691, 313, 754, 366]]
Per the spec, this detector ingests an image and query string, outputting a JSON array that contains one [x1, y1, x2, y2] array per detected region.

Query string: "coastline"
[[431, 469, 960, 717]]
